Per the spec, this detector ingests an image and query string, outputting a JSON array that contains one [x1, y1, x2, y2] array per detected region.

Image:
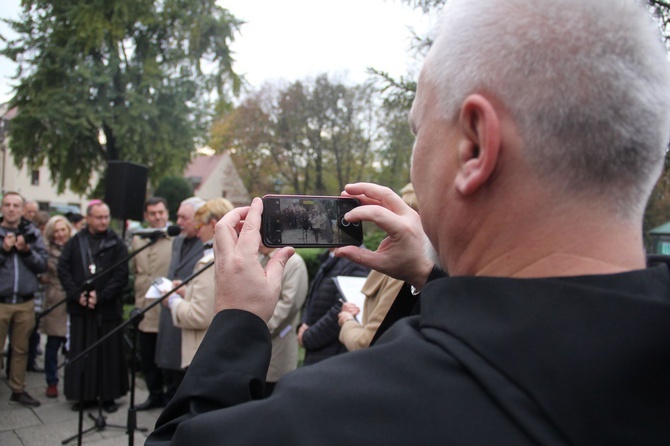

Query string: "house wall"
[[193, 153, 250, 208], [1, 143, 92, 213]]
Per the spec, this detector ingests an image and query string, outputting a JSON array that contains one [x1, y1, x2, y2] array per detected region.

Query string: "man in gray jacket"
[[155, 197, 205, 402], [0, 192, 48, 407]]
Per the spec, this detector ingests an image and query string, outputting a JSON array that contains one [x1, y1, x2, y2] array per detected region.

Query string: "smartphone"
[[261, 195, 363, 248]]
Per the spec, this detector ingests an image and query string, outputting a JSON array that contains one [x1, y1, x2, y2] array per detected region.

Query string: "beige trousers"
[[0, 300, 36, 393]]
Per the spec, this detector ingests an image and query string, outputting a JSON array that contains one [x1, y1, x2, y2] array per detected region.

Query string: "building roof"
[[1, 104, 18, 120], [184, 153, 225, 191], [650, 221, 670, 235]]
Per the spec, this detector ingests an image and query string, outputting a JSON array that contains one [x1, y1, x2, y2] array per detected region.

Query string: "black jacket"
[[57, 228, 128, 321], [147, 266, 670, 445], [300, 250, 369, 365]]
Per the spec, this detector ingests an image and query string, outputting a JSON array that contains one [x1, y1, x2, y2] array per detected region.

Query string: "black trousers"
[[162, 368, 185, 403], [139, 331, 165, 401]]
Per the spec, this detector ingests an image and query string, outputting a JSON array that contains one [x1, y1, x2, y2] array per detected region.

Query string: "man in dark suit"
[[154, 197, 205, 403]]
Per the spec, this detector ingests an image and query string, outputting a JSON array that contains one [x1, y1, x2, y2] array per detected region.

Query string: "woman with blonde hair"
[[40, 215, 74, 397], [165, 198, 234, 368]]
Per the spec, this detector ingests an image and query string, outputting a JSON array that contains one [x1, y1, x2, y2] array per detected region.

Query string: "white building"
[[1, 104, 91, 213]]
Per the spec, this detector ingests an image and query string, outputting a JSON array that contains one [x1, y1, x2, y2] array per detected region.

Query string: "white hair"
[[181, 197, 206, 213], [426, 0, 670, 219]]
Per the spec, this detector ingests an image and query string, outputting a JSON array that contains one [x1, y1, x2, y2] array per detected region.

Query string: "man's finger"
[[342, 204, 410, 238], [334, 245, 386, 272], [343, 183, 410, 214], [215, 206, 249, 258], [236, 197, 264, 258]]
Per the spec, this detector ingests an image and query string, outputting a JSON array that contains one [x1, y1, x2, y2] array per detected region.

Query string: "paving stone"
[[1, 337, 162, 445], [0, 430, 23, 446], [0, 406, 42, 432]]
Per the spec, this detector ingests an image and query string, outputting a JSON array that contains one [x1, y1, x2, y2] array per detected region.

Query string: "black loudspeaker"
[[104, 161, 148, 221]]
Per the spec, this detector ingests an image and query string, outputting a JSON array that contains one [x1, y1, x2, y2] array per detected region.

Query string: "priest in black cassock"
[[58, 200, 129, 413]]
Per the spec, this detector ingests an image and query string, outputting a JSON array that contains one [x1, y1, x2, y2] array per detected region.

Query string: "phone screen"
[[261, 195, 363, 248]]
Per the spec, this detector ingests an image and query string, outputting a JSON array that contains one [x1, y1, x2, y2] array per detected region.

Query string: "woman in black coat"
[[298, 249, 368, 365]]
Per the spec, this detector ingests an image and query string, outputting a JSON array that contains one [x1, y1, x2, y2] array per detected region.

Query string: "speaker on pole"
[[104, 161, 148, 221]]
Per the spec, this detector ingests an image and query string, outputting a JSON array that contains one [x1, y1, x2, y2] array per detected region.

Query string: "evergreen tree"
[[1, 0, 241, 193]]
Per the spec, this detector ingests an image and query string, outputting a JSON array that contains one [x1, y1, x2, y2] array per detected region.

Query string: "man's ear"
[[454, 95, 502, 196]]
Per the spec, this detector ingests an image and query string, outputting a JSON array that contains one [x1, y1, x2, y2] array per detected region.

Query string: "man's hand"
[[172, 280, 186, 297], [162, 280, 184, 307], [334, 183, 434, 289], [79, 290, 97, 309], [214, 197, 294, 323], [2, 232, 16, 252], [14, 235, 29, 253], [297, 323, 309, 346]]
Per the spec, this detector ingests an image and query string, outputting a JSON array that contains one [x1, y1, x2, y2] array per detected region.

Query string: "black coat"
[[58, 228, 128, 321], [300, 250, 369, 365], [58, 228, 130, 401], [147, 266, 670, 445]]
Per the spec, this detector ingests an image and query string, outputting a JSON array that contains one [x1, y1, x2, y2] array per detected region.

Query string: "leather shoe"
[[135, 398, 164, 411], [102, 400, 118, 413], [71, 400, 96, 411], [27, 364, 44, 372], [46, 384, 58, 398]]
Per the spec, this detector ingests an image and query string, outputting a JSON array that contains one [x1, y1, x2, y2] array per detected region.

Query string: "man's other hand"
[[214, 197, 295, 323], [334, 183, 434, 289]]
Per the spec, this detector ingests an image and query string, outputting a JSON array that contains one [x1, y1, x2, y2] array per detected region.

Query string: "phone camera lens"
[[340, 218, 350, 227], [352, 221, 360, 227]]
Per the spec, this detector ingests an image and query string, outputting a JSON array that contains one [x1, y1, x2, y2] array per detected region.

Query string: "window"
[[31, 170, 39, 186]]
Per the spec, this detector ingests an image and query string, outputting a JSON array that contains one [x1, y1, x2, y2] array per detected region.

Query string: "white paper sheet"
[[145, 277, 174, 299], [334, 276, 367, 322]]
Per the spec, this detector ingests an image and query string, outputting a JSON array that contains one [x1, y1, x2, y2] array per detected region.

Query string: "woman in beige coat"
[[165, 198, 234, 369], [40, 215, 74, 397]]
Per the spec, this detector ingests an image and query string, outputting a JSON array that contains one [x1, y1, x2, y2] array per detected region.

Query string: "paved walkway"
[[1, 337, 162, 445]]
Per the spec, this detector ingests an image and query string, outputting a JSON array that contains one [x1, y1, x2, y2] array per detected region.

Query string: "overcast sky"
[[0, 0, 436, 103]]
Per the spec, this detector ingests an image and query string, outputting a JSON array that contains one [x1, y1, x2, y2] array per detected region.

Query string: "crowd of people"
[[1, 191, 379, 414]]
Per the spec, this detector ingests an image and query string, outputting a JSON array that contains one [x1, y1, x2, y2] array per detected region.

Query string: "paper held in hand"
[[146, 277, 174, 299], [334, 276, 367, 322]]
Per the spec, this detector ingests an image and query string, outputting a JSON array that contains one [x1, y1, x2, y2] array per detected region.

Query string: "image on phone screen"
[[261, 195, 363, 248]]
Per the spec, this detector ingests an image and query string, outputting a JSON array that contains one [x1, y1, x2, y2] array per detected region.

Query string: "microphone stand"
[[60, 233, 169, 446], [64, 250, 215, 446], [38, 234, 169, 322]]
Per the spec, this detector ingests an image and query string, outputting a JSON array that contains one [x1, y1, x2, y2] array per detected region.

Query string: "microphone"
[[133, 225, 182, 239]]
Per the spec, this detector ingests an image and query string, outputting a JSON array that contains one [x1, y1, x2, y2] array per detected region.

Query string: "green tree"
[[154, 175, 194, 220], [372, 100, 414, 192], [209, 85, 280, 196], [210, 75, 377, 197], [0, 0, 241, 194]]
